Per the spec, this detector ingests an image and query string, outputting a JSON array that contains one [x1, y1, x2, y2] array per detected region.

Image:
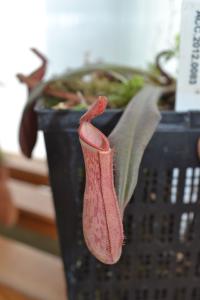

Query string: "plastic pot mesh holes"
[[36, 107, 200, 300]]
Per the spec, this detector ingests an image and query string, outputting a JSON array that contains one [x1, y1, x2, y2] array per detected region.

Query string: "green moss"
[[72, 103, 88, 111], [108, 75, 145, 108], [43, 97, 61, 108]]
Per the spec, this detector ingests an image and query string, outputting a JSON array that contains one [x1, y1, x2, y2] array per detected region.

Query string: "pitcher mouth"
[[79, 122, 110, 152]]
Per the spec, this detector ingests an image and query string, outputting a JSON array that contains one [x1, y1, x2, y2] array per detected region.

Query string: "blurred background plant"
[[0, 0, 182, 158]]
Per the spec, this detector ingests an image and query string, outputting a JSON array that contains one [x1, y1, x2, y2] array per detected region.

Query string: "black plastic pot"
[[36, 102, 200, 300]]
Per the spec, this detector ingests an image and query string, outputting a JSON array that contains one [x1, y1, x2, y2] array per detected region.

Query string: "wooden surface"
[[0, 236, 66, 300], [4, 153, 49, 186], [8, 179, 54, 219], [0, 283, 35, 300], [0, 154, 66, 299], [7, 179, 57, 239], [4, 152, 57, 239]]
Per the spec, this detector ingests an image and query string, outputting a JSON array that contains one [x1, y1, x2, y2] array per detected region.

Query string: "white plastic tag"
[[176, 0, 200, 111]]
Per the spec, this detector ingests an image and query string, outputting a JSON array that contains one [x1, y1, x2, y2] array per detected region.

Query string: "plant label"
[[176, 0, 200, 111]]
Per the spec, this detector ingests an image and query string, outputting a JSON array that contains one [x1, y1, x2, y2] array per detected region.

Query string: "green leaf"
[[109, 85, 162, 211]]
